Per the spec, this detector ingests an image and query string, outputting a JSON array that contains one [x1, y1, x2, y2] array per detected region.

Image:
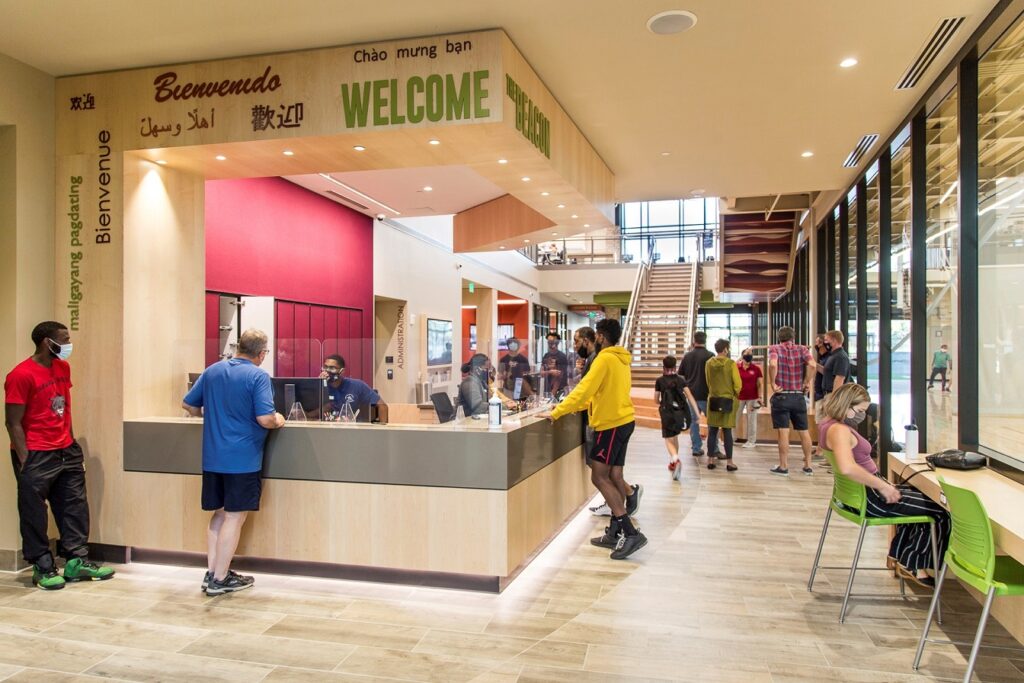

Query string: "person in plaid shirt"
[[767, 326, 816, 476]]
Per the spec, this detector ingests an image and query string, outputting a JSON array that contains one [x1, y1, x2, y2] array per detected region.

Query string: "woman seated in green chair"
[[819, 383, 950, 586]]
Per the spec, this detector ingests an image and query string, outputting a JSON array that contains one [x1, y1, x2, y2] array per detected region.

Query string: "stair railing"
[[622, 240, 655, 358], [684, 262, 701, 348]]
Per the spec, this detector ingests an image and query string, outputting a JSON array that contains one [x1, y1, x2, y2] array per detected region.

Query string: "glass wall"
[[890, 130, 913, 441], [847, 188, 859, 360], [865, 165, 881, 402], [925, 88, 959, 452], [620, 198, 720, 263], [978, 21, 1024, 461]]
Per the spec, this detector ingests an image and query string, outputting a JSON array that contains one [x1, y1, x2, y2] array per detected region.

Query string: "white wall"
[[0, 53, 55, 561], [538, 263, 638, 294]]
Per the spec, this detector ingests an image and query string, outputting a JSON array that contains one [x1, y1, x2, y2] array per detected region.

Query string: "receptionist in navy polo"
[[319, 355, 388, 424]]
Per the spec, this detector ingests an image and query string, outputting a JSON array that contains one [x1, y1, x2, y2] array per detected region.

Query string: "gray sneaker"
[[589, 502, 612, 516], [205, 573, 254, 596], [769, 466, 790, 477]]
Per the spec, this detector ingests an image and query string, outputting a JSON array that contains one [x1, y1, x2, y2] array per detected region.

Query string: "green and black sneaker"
[[63, 558, 115, 582], [32, 565, 65, 591]]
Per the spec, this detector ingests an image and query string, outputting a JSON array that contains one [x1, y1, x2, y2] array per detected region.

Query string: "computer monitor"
[[430, 392, 457, 424], [270, 377, 323, 419]]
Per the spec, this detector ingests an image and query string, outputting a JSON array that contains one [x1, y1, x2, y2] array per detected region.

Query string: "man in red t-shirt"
[[4, 321, 114, 590], [736, 348, 764, 448]]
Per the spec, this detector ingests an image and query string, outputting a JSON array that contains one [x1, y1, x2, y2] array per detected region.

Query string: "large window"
[[620, 198, 720, 263], [865, 165, 881, 403], [890, 129, 913, 440], [696, 309, 752, 352], [926, 88, 959, 452], [978, 22, 1024, 462], [847, 188, 859, 358]]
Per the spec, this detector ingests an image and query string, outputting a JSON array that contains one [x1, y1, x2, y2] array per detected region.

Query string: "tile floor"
[[0, 426, 1021, 682]]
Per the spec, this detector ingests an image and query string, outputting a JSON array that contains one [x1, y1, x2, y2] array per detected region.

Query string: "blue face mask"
[[47, 338, 73, 360]]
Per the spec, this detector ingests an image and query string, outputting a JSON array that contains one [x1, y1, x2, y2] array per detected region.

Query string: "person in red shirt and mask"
[[4, 321, 114, 590]]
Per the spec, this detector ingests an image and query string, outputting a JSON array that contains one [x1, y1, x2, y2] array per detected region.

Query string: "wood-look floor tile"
[[818, 641, 1024, 682], [0, 663, 23, 680], [181, 631, 355, 670], [261, 666, 401, 682], [517, 664, 668, 683], [766, 662, 953, 682], [3, 669, 127, 683], [336, 646, 493, 682], [84, 649, 274, 683], [413, 630, 536, 663], [483, 613, 566, 639], [512, 639, 587, 670], [131, 600, 283, 634], [266, 614, 426, 650], [0, 632, 116, 673], [42, 615, 205, 652], [339, 599, 492, 633], [211, 589, 355, 619], [7, 590, 154, 619], [0, 605, 71, 635]]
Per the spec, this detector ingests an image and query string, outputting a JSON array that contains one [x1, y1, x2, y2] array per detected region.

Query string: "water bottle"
[[488, 389, 503, 428], [904, 423, 919, 457]]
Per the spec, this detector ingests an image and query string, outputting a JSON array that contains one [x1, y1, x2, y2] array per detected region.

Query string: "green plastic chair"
[[913, 478, 1024, 683], [807, 450, 942, 623]]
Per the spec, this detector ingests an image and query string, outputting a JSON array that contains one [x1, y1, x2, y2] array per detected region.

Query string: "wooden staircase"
[[626, 263, 699, 389]]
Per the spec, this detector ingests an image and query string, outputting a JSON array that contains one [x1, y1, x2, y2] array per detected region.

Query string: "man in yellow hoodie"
[[543, 318, 646, 560]]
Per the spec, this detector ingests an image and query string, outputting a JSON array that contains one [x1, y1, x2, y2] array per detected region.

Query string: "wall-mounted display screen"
[[427, 318, 454, 366], [497, 324, 516, 350]]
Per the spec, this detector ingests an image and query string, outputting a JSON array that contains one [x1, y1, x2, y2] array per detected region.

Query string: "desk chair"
[[913, 478, 1024, 683], [807, 450, 943, 623], [430, 392, 457, 424]]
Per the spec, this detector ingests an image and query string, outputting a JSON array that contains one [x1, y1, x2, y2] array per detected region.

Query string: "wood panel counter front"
[[888, 452, 1024, 644], [122, 412, 591, 591]]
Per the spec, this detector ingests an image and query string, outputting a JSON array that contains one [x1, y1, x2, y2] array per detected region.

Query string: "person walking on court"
[[655, 355, 697, 480], [767, 326, 816, 477], [681, 331, 714, 456], [183, 328, 285, 595], [4, 321, 116, 590], [705, 339, 741, 471], [928, 344, 952, 392], [542, 319, 647, 560], [737, 347, 763, 448]]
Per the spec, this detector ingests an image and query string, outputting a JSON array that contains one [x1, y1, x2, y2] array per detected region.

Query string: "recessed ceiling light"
[[647, 10, 698, 35], [691, 189, 705, 195], [801, 151, 814, 158], [541, 191, 550, 196], [499, 246, 506, 249], [521, 176, 531, 182], [283, 150, 294, 156], [571, 214, 578, 219], [557, 204, 566, 209], [552, 232, 558, 236], [428, 139, 441, 145], [565, 293, 571, 297], [215, 155, 226, 161], [155, 160, 167, 165], [660, 151, 671, 157], [422, 186, 433, 192], [840, 57, 858, 68], [353, 145, 366, 152], [498, 158, 508, 164], [524, 239, 531, 243], [583, 223, 590, 228]]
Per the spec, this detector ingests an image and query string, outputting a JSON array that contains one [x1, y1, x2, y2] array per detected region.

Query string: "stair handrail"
[[622, 241, 655, 355]]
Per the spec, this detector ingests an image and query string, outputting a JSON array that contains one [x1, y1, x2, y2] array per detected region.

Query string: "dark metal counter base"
[[124, 546, 503, 593]]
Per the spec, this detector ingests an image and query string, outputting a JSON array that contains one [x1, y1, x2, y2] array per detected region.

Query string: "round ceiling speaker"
[[647, 10, 698, 35]]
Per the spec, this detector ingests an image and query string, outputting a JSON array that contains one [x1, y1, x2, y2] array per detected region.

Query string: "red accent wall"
[[205, 177, 374, 378], [497, 299, 530, 361], [461, 307, 477, 360]]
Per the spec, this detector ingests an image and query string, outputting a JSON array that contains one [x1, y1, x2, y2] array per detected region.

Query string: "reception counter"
[[121, 411, 591, 591]]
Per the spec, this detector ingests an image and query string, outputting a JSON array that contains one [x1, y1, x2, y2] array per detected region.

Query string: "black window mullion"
[[911, 108, 928, 447], [879, 149, 894, 465], [958, 50, 979, 450], [856, 179, 869, 388]]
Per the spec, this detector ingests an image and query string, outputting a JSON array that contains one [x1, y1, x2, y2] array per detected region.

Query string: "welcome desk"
[[122, 411, 591, 591]]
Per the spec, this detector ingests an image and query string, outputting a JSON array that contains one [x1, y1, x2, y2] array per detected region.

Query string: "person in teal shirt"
[[928, 344, 952, 392]]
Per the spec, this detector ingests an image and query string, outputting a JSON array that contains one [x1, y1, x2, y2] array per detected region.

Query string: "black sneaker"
[[205, 573, 254, 596], [610, 531, 648, 560], [692, 449, 704, 457], [625, 484, 643, 516], [590, 526, 618, 549], [203, 569, 253, 592]]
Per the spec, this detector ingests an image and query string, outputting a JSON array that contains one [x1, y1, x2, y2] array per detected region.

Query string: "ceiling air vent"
[[843, 134, 879, 169], [324, 189, 369, 212], [895, 17, 965, 90]]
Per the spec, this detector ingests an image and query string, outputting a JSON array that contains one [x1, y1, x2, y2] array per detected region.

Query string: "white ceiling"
[[0, 0, 999, 202], [284, 166, 506, 217]]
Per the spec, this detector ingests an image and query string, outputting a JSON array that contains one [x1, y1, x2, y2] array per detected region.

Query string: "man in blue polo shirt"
[[183, 329, 284, 596], [320, 354, 388, 423]]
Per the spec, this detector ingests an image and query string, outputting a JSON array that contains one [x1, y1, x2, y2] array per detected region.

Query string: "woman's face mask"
[[844, 408, 867, 427], [742, 354, 753, 363]]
